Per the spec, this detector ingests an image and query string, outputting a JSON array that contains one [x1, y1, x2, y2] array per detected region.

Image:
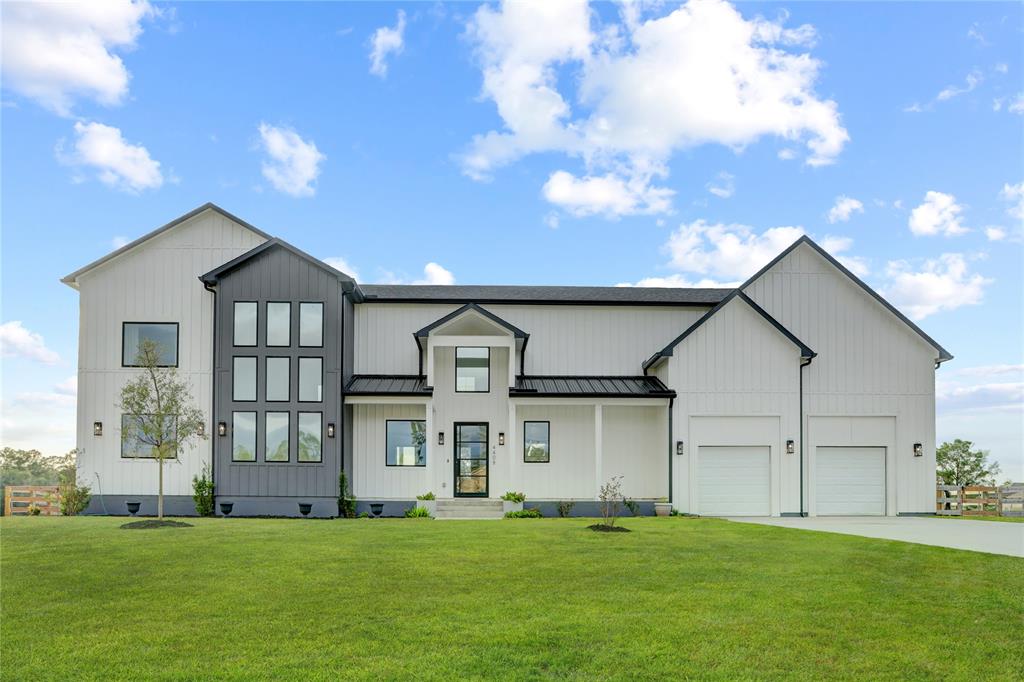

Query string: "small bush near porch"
[[2, 517, 1021, 679]]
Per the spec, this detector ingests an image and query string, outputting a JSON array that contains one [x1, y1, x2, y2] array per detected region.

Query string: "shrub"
[[358, 511, 371, 519], [505, 508, 542, 518], [501, 491, 526, 503], [338, 471, 357, 518], [624, 498, 640, 516], [27, 503, 42, 516], [598, 476, 624, 528], [557, 500, 575, 518], [57, 473, 91, 516], [192, 466, 215, 517], [416, 491, 436, 501], [405, 505, 432, 518]]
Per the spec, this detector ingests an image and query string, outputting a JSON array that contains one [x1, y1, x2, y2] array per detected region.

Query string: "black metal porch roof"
[[510, 375, 675, 399]]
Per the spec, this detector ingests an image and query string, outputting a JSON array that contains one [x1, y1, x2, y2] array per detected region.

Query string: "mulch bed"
[[120, 520, 194, 529], [587, 524, 631, 533]]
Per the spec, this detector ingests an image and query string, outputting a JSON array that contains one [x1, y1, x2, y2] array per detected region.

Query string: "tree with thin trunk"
[[119, 339, 206, 519], [937, 439, 1001, 487]]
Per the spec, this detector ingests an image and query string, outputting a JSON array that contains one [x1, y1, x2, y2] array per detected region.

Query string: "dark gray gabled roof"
[[415, 303, 528, 339], [345, 375, 432, 396], [361, 284, 731, 307], [740, 235, 952, 363], [643, 291, 816, 372], [62, 202, 273, 288], [199, 238, 359, 293], [510, 375, 675, 399]]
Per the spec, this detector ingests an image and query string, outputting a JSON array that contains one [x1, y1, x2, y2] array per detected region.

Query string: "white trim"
[[510, 397, 671, 407], [344, 396, 432, 406]]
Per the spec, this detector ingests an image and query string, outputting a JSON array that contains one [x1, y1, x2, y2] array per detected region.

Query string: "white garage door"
[[815, 447, 885, 516], [697, 446, 770, 516]]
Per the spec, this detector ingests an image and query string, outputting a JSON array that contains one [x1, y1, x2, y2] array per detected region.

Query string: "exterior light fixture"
[[675, 440, 684, 456], [93, 421, 103, 436], [198, 423, 205, 437], [913, 443, 923, 457], [438, 431, 445, 446], [786, 439, 795, 454], [498, 432, 505, 446], [327, 423, 336, 438], [217, 421, 227, 437]]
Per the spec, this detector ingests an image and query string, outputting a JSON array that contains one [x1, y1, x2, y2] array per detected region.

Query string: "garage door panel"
[[816, 447, 885, 516], [698, 446, 770, 516]]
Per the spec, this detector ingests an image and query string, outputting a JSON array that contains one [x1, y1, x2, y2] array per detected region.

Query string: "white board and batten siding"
[[350, 403, 430, 499], [355, 303, 708, 375], [744, 242, 938, 514], [74, 209, 267, 496], [658, 297, 802, 516]]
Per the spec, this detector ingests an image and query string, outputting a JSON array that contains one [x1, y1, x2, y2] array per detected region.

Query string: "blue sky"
[[1, 1, 1022, 478]]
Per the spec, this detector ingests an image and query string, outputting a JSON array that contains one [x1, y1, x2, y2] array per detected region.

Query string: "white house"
[[62, 204, 950, 518]]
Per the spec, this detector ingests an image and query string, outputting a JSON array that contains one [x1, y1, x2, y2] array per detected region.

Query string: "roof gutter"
[[201, 279, 218, 494], [798, 354, 814, 517]]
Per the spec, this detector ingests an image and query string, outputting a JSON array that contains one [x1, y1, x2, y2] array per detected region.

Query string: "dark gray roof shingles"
[[359, 284, 731, 306]]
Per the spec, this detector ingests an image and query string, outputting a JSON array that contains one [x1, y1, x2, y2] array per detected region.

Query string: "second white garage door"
[[815, 447, 885, 515], [697, 446, 770, 516]]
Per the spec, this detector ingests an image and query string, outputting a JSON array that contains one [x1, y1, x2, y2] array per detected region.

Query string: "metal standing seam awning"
[[344, 375, 432, 396], [509, 375, 676, 399]]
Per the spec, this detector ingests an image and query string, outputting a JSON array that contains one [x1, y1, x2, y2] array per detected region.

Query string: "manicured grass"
[[2, 517, 1022, 680], [938, 515, 1024, 523]]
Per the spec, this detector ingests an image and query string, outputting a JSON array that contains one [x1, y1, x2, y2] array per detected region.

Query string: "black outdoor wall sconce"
[[498, 432, 505, 446], [217, 422, 227, 437], [675, 440, 684, 455], [93, 421, 103, 436], [327, 423, 335, 438], [438, 431, 444, 445], [913, 443, 923, 457], [786, 440, 795, 454]]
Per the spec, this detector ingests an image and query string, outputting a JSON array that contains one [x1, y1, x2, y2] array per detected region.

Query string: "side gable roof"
[[199, 238, 361, 295], [61, 203, 272, 288], [414, 302, 528, 339], [742, 235, 952, 363], [643, 290, 815, 371]]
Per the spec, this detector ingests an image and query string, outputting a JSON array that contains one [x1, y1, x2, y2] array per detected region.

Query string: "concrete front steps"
[[435, 498, 504, 519]]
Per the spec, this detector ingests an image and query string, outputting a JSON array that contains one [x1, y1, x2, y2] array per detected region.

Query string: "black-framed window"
[[233, 302, 257, 347], [120, 414, 178, 459], [455, 347, 489, 393], [524, 421, 550, 463], [122, 322, 178, 367], [232, 411, 256, 462], [299, 302, 323, 347], [267, 302, 291, 347], [265, 412, 289, 462], [298, 357, 323, 402], [386, 420, 426, 466], [233, 356, 257, 402], [298, 412, 322, 463], [266, 357, 290, 402]]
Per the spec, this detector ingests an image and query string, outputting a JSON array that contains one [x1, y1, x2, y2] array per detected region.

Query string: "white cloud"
[[884, 253, 991, 320], [323, 257, 359, 280], [55, 376, 78, 396], [0, 397, 76, 456], [56, 121, 163, 192], [0, 1, 155, 115], [995, 63, 1008, 74], [777, 148, 797, 160], [543, 212, 560, 229], [706, 171, 735, 199], [615, 274, 738, 288], [542, 169, 673, 217], [461, 0, 847, 215], [1000, 181, 1024, 220], [0, 321, 61, 365], [257, 123, 325, 197], [665, 220, 804, 280], [827, 195, 864, 224], [908, 191, 968, 236], [985, 226, 1006, 241], [937, 70, 983, 101], [368, 10, 406, 78], [111, 235, 130, 249], [414, 262, 455, 285], [966, 23, 988, 46], [820, 234, 869, 277], [1009, 93, 1024, 114], [937, 365, 1023, 415]]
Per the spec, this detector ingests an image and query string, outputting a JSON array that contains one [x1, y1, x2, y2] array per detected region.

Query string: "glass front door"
[[454, 423, 488, 497]]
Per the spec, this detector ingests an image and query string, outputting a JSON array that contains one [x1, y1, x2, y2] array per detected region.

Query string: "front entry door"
[[454, 423, 488, 497]]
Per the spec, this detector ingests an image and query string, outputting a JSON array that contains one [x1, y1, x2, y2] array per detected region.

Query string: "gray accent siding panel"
[[212, 246, 344, 498]]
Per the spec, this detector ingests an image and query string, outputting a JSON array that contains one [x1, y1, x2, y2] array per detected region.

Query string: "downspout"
[[798, 356, 813, 517], [203, 280, 218, 494], [667, 396, 674, 504]]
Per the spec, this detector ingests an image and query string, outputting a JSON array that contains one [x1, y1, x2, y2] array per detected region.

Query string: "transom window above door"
[[455, 347, 489, 392]]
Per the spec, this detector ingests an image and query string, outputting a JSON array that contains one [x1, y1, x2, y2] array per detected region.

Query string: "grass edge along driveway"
[[2, 516, 1021, 680]]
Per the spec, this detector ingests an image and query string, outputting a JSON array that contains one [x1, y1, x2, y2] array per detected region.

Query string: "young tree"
[[119, 339, 206, 519], [937, 439, 1001, 487], [598, 475, 625, 528]]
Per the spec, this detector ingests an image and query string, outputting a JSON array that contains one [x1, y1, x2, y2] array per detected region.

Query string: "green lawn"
[[938, 515, 1024, 523], [2, 517, 1021, 680]]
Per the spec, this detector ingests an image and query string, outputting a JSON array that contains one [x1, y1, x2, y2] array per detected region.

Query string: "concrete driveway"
[[729, 516, 1023, 557]]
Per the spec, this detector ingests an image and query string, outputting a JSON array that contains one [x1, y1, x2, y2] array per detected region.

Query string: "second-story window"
[[123, 323, 178, 366], [456, 347, 489, 393], [267, 302, 290, 347], [299, 302, 323, 347], [233, 302, 257, 346]]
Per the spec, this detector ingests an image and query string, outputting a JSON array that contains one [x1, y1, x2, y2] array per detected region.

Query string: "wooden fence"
[[936, 484, 1024, 517], [3, 485, 61, 516]]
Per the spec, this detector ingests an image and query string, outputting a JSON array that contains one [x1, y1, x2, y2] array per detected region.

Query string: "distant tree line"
[[0, 448, 76, 514]]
